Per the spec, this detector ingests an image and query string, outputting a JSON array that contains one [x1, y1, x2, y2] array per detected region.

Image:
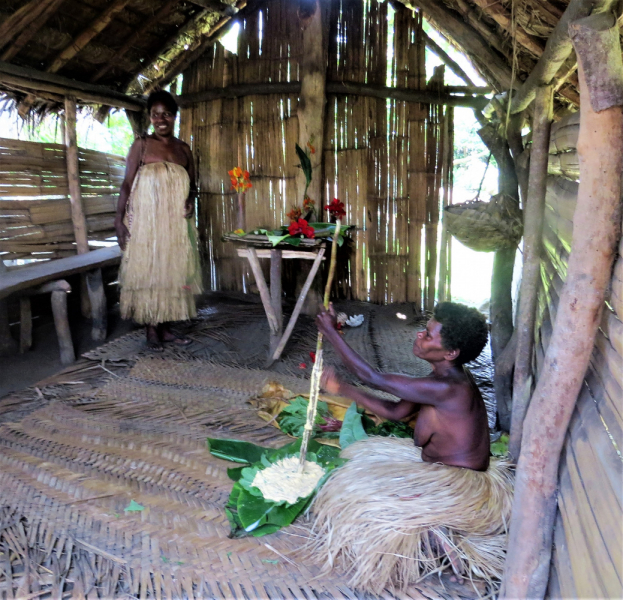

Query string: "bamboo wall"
[[181, 0, 449, 306], [0, 137, 123, 263], [538, 112, 622, 599]]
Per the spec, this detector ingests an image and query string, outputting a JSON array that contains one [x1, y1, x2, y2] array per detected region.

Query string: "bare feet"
[[159, 324, 192, 346], [146, 325, 164, 352]]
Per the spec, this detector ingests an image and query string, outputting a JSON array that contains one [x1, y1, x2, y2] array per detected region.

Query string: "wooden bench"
[[0, 246, 122, 364]]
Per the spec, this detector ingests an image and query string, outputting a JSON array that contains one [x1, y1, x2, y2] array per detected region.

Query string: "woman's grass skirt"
[[305, 437, 514, 594], [120, 162, 202, 325]]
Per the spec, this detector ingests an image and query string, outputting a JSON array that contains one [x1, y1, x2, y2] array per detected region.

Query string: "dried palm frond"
[[304, 437, 515, 595]]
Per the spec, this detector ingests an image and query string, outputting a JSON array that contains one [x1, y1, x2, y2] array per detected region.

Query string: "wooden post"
[[0, 260, 17, 355], [478, 123, 519, 431], [269, 249, 283, 357], [438, 107, 453, 302], [19, 297, 32, 353], [501, 13, 623, 598], [509, 85, 553, 460], [65, 95, 107, 341], [51, 290, 75, 365]]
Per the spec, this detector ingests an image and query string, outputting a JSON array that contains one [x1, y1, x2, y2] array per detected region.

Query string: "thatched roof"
[[0, 0, 615, 116]]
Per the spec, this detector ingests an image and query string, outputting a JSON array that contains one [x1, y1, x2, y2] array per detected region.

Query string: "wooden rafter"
[[1, 0, 65, 62], [421, 31, 476, 87], [47, 0, 131, 74], [90, 0, 181, 83], [186, 0, 239, 16], [0, 0, 57, 52]]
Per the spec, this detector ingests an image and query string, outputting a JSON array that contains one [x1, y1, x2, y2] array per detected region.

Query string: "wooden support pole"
[[501, 14, 623, 598], [51, 290, 75, 365], [268, 249, 283, 357], [19, 297, 32, 353], [246, 247, 280, 334], [509, 0, 618, 113], [0, 261, 17, 355], [509, 85, 554, 461], [270, 247, 326, 364], [438, 107, 453, 302], [65, 95, 107, 341]]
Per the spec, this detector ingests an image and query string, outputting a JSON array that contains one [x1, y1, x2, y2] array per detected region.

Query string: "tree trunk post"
[[501, 14, 623, 598], [296, 0, 328, 316], [478, 123, 519, 431], [65, 95, 107, 340], [509, 85, 553, 460]]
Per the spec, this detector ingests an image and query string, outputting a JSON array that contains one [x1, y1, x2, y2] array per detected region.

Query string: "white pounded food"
[[251, 457, 326, 504]]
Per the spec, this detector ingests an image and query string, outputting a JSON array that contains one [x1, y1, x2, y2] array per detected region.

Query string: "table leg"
[[268, 247, 326, 364], [19, 297, 32, 353], [269, 249, 283, 356], [51, 290, 76, 365], [246, 247, 280, 334]]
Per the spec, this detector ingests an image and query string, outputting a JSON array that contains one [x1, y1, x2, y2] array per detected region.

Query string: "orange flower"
[[228, 167, 252, 193]]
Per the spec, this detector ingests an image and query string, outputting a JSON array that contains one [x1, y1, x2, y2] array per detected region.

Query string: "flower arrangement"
[[288, 218, 315, 239], [228, 167, 252, 193], [325, 198, 346, 220]]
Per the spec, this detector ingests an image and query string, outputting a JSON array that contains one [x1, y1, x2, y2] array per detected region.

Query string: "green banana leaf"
[[339, 402, 369, 448], [295, 143, 313, 189], [207, 438, 269, 464]]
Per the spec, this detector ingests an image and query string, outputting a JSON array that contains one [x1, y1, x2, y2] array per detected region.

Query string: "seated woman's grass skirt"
[[304, 437, 514, 594], [120, 162, 202, 325]]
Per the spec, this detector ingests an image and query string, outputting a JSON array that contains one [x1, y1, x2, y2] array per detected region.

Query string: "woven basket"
[[444, 193, 523, 252]]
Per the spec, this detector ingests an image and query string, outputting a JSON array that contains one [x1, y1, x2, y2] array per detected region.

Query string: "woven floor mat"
[[0, 358, 483, 599]]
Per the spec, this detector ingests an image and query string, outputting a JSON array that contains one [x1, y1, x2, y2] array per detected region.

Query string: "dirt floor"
[[0, 292, 499, 599]]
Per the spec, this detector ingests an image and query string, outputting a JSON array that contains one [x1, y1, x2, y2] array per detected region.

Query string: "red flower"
[[288, 218, 315, 239], [309, 351, 316, 363], [299, 362, 307, 369], [325, 198, 346, 219]]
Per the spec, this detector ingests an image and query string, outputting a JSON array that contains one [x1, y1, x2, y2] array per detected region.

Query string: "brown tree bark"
[[509, 85, 553, 460], [501, 14, 623, 598]]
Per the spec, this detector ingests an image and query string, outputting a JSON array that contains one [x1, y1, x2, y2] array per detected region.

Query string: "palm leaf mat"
[[0, 294, 494, 599]]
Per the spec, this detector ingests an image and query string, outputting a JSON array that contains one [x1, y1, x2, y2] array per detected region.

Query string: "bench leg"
[[19, 297, 32, 353], [269, 249, 283, 357], [86, 268, 107, 341], [51, 290, 75, 365]]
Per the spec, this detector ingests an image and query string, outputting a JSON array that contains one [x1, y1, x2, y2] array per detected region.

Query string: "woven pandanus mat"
[[0, 358, 483, 599]]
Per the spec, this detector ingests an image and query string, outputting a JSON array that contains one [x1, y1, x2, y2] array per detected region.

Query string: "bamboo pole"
[[509, 85, 553, 461], [299, 221, 341, 472], [501, 13, 623, 598]]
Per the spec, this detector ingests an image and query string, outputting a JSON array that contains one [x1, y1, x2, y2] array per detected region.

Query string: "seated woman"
[[115, 90, 202, 351], [306, 302, 514, 594]]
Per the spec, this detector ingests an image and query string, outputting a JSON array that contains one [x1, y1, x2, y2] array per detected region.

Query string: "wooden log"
[[0, 260, 17, 355], [501, 15, 623, 597], [186, 0, 239, 15], [0, 0, 65, 62], [177, 81, 490, 108], [509, 0, 618, 113], [19, 296, 32, 353], [90, 0, 180, 83], [48, 0, 131, 74], [51, 289, 75, 365], [268, 249, 283, 358], [0, 0, 55, 51], [86, 268, 107, 342], [0, 61, 145, 111], [510, 85, 553, 460]]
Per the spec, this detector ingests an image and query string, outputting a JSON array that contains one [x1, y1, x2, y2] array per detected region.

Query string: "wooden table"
[[232, 242, 326, 364]]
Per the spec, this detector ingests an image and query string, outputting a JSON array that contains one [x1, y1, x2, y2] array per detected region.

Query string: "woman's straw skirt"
[[120, 162, 202, 324], [305, 437, 514, 594]]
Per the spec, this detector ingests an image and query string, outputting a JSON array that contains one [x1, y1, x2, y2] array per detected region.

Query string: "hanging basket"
[[444, 193, 523, 252]]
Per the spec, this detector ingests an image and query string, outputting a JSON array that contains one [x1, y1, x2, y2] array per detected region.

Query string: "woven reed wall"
[[537, 112, 622, 599], [0, 137, 124, 263], [181, 0, 448, 306]]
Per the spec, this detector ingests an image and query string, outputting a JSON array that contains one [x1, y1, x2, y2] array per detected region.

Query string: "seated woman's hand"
[[316, 304, 338, 336], [321, 365, 342, 395]]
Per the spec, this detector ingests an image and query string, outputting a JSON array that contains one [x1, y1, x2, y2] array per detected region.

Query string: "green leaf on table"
[[339, 403, 369, 449], [123, 500, 145, 513], [283, 236, 302, 247], [267, 234, 290, 246], [207, 438, 269, 464]]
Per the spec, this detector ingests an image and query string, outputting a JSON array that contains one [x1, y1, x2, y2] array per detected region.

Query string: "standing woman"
[[115, 90, 202, 350]]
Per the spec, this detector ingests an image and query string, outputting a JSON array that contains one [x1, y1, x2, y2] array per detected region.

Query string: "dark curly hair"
[[433, 302, 488, 365], [147, 90, 178, 115]]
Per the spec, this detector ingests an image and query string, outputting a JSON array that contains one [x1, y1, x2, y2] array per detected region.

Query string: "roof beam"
[[48, 0, 131, 74], [0, 61, 145, 111], [510, 0, 619, 113], [0, 0, 57, 52], [185, 0, 239, 16], [421, 31, 476, 87], [1, 0, 65, 62], [90, 0, 181, 83], [401, 0, 514, 92]]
